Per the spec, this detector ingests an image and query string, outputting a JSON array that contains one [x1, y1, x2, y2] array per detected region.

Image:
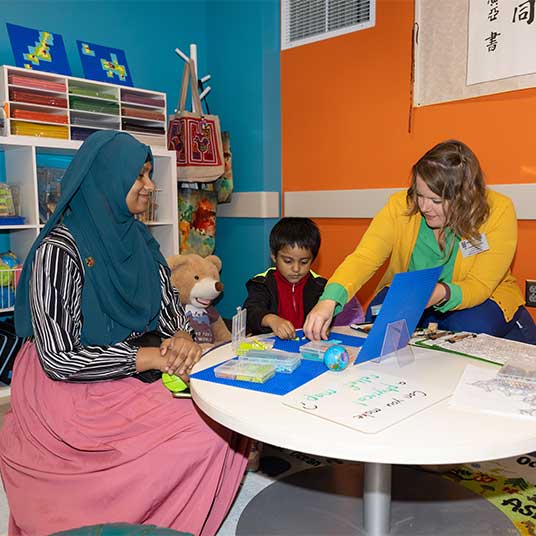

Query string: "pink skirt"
[[0, 342, 249, 536]]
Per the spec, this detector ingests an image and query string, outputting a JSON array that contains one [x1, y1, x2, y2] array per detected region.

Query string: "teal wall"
[[0, 0, 281, 319], [0, 1, 208, 118], [0, 0, 210, 252], [206, 0, 281, 317]]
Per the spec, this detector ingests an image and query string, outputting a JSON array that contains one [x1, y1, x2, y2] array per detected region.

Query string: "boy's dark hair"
[[269, 217, 321, 260]]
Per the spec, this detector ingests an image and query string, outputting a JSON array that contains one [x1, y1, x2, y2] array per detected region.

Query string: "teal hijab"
[[15, 130, 166, 345]]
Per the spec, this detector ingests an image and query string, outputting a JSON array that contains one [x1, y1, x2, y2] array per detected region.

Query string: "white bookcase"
[[0, 65, 167, 146]]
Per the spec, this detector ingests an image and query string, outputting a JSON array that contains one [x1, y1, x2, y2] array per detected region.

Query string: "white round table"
[[191, 339, 536, 535]]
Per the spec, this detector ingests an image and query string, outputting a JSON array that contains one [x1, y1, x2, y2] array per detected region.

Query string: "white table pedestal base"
[[236, 463, 517, 535]]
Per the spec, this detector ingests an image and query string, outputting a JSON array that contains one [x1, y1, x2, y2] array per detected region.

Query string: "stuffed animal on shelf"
[[167, 253, 231, 349]]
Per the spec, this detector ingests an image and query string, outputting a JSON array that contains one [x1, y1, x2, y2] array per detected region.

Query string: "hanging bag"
[[178, 182, 217, 256], [215, 131, 233, 203], [168, 60, 224, 182]]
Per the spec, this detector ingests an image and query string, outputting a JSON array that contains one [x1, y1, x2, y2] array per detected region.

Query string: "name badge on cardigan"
[[459, 233, 490, 257]]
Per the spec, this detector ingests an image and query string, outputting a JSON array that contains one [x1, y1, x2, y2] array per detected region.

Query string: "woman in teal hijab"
[[16, 130, 201, 378], [0, 131, 249, 535], [17, 130, 164, 344]]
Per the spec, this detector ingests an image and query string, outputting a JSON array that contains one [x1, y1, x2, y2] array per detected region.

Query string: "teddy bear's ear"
[[205, 255, 222, 272], [167, 254, 191, 272]]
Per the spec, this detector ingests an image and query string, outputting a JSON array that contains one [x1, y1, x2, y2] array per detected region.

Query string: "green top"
[[322, 218, 462, 313], [408, 218, 462, 312]]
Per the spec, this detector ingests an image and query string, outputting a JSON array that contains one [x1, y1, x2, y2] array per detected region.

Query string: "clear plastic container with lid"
[[214, 360, 275, 383], [239, 349, 301, 373]]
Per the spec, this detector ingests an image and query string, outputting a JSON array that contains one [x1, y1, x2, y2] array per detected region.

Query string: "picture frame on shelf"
[[77, 40, 133, 87], [6, 22, 71, 75]]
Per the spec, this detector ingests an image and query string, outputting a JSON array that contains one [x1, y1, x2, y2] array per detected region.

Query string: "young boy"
[[243, 217, 327, 339]]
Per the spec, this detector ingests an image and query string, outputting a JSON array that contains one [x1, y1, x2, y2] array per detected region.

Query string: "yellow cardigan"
[[325, 190, 524, 322]]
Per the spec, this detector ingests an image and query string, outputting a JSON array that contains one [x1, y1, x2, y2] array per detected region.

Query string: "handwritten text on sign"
[[283, 365, 451, 434]]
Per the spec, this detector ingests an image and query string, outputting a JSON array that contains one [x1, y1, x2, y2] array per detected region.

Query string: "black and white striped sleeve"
[[157, 265, 196, 340], [30, 227, 139, 382]]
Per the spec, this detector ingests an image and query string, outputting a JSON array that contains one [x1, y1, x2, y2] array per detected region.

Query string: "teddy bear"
[[167, 253, 231, 349]]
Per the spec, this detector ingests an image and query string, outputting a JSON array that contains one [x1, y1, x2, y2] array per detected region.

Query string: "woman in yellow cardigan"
[[304, 139, 536, 344]]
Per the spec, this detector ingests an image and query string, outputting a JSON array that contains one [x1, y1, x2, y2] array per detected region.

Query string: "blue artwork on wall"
[[6, 22, 72, 75], [77, 40, 133, 86]]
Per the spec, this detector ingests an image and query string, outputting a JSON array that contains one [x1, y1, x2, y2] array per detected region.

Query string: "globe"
[[323, 345, 350, 372]]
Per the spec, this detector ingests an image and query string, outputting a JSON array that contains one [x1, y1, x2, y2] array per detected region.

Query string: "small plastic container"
[[236, 337, 273, 356], [240, 349, 301, 374], [214, 360, 275, 383], [299, 340, 342, 361], [0, 184, 15, 217]]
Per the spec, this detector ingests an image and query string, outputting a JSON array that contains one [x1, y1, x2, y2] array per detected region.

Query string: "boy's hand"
[[262, 314, 296, 339]]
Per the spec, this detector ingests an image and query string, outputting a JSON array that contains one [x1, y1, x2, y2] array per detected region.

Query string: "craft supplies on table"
[[450, 364, 536, 420], [191, 357, 327, 395], [192, 330, 365, 395], [236, 338, 274, 356], [497, 354, 536, 384], [299, 340, 342, 361], [214, 360, 276, 384], [239, 349, 301, 374], [271, 329, 365, 354], [299, 340, 359, 363], [413, 332, 536, 366]]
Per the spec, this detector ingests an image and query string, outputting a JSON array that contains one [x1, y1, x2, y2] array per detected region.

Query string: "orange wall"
[[281, 0, 536, 316]]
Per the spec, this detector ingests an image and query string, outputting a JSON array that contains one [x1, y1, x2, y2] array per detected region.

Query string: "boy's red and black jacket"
[[243, 267, 327, 335]]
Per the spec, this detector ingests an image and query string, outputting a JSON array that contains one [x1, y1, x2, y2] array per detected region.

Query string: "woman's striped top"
[[29, 224, 194, 382]]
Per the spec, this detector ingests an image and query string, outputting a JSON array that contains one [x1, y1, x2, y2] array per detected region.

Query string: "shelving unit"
[[0, 66, 167, 146]]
